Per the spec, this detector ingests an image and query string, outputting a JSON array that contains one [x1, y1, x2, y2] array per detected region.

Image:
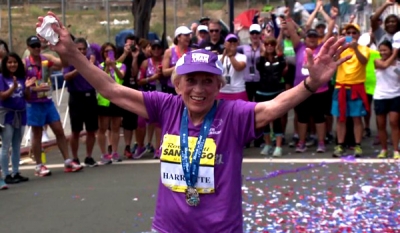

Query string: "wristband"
[[303, 78, 316, 93]]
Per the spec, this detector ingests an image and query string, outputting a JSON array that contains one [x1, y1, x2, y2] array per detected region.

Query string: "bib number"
[[160, 134, 216, 194]]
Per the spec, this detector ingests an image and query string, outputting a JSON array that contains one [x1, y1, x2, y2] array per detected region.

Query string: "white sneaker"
[[35, 164, 51, 177], [42, 130, 50, 142], [260, 145, 272, 155], [272, 147, 282, 157]]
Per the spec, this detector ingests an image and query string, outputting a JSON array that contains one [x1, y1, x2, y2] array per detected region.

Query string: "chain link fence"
[[0, 0, 395, 55]]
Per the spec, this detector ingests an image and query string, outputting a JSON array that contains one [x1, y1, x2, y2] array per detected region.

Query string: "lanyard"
[[175, 46, 188, 59], [225, 57, 232, 74], [29, 56, 42, 80], [179, 101, 217, 188], [250, 45, 259, 65]]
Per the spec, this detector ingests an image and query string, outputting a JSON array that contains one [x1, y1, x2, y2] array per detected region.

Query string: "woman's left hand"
[[25, 77, 36, 88], [305, 37, 351, 87]]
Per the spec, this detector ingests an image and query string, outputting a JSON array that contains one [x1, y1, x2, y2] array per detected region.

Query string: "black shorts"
[[325, 83, 335, 116], [161, 85, 177, 95], [284, 64, 296, 86], [122, 109, 138, 131], [295, 91, 329, 124], [97, 102, 124, 117], [69, 91, 98, 133], [367, 94, 373, 107], [374, 96, 400, 115]]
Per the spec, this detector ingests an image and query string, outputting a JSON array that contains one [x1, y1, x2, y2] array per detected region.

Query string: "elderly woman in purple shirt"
[[37, 12, 350, 233]]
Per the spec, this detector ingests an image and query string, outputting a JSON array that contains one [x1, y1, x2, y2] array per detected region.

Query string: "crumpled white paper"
[[36, 16, 60, 45]]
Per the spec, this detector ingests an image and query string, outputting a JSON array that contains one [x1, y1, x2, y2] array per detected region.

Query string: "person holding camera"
[[116, 35, 141, 158]]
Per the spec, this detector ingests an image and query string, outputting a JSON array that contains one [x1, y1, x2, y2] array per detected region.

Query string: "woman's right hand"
[[36, 11, 75, 57], [12, 76, 18, 89]]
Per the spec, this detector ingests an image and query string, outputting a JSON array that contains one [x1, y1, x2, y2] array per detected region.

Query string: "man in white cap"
[[199, 19, 225, 54]]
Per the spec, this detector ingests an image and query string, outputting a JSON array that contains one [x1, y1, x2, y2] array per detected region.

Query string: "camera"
[[130, 44, 137, 52]]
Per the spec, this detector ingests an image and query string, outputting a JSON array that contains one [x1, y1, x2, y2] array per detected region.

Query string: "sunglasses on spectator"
[[227, 39, 238, 43], [264, 42, 276, 47], [250, 31, 260, 35], [209, 29, 220, 33], [30, 44, 41, 49], [346, 31, 358, 35]]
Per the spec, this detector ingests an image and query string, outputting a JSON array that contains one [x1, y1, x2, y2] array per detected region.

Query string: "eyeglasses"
[[227, 39, 238, 43], [346, 31, 358, 35], [264, 43, 276, 47], [104, 49, 113, 52], [209, 29, 220, 33], [250, 31, 260, 35], [30, 44, 41, 49]]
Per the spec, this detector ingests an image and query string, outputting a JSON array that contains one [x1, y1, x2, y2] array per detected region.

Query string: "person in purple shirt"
[[37, 12, 350, 232], [0, 53, 35, 186], [88, 42, 103, 65], [24, 35, 83, 177], [63, 38, 98, 168], [282, 9, 335, 154], [136, 40, 164, 159]]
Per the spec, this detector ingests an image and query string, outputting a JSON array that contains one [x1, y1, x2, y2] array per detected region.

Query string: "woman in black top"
[[256, 37, 286, 157]]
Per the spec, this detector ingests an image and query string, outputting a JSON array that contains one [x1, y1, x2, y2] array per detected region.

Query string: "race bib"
[[160, 134, 217, 194]]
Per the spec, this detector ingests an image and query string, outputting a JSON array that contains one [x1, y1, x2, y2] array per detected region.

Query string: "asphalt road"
[[2, 91, 400, 232], [1, 137, 400, 233]]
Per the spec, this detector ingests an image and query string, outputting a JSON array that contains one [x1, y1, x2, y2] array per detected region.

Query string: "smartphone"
[[345, 36, 353, 43], [130, 44, 137, 52], [107, 50, 115, 61]]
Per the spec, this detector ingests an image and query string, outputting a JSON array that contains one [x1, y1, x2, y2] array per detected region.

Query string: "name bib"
[[160, 134, 217, 194]]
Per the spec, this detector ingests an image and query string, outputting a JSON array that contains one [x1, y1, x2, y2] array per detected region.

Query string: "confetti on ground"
[[242, 161, 400, 232]]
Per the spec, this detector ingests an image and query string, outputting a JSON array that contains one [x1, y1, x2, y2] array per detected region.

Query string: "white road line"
[[18, 158, 399, 170]]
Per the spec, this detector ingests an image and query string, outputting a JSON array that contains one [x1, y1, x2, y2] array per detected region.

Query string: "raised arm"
[[370, 0, 394, 32], [37, 13, 149, 119], [320, 7, 338, 44], [305, 0, 323, 31], [254, 37, 351, 129], [375, 49, 398, 69]]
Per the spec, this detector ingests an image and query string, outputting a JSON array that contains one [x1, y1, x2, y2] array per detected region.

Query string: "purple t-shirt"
[[88, 43, 103, 64], [163, 48, 180, 87], [145, 58, 158, 86], [294, 42, 328, 93], [143, 91, 260, 233], [63, 65, 95, 93], [0, 75, 27, 125], [25, 55, 53, 103]]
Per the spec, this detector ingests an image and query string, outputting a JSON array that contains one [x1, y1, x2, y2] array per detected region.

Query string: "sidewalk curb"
[[20, 132, 87, 157]]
